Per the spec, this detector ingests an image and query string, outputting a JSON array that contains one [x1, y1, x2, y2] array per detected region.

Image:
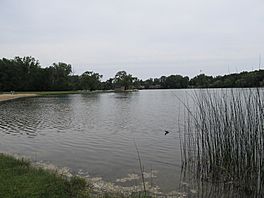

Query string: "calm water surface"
[[0, 90, 190, 192]]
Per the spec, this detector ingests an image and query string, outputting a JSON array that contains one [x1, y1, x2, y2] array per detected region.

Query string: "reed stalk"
[[180, 88, 264, 195]]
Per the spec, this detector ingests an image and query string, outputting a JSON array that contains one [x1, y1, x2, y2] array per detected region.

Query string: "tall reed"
[[180, 88, 264, 195]]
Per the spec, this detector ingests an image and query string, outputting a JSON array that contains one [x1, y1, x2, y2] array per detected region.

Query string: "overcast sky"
[[0, 0, 263, 79]]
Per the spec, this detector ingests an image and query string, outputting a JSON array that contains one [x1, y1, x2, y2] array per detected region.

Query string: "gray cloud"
[[0, 0, 263, 79]]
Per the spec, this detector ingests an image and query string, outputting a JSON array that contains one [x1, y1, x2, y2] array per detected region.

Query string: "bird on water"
[[164, 130, 170, 135]]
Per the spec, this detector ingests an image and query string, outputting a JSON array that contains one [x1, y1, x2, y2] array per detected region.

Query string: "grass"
[[179, 88, 264, 196], [0, 154, 154, 198], [0, 154, 90, 198]]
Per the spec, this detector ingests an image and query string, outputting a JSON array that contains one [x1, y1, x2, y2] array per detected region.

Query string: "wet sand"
[[0, 94, 37, 102]]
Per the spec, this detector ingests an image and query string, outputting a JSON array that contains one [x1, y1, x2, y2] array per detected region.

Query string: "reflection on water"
[[0, 90, 257, 196], [0, 90, 182, 193], [177, 167, 256, 198]]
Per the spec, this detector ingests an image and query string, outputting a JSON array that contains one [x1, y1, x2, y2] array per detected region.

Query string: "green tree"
[[159, 76, 167, 88], [0, 56, 45, 91], [69, 75, 81, 90], [102, 78, 114, 90], [144, 78, 154, 89], [114, 71, 135, 90], [80, 71, 102, 91], [165, 75, 189, 88], [132, 77, 141, 89], [49, 62, 72, 90], [190, 74, 213, 88]]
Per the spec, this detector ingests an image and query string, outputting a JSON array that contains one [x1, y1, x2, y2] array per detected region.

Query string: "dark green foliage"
[[189, 71, 264, 88], [189, 74, 213, 88], [0, 57, 44, 91], [69, 75, 81, 90], [2, 56, 264, 91], [114, 71, 137, 90], [0, 57, 103, 92], [0, 57, 74, 91], [101, 78, 114, 90], [80, 71, 102, 91], [47, 62, 73, 91], [164, 75, 189, 88]]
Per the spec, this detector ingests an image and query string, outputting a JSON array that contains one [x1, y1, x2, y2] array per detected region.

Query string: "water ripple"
[[0, 91, 186, 192]]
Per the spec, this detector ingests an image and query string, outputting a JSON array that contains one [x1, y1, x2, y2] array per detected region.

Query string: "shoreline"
[[0, 153, 90, 197], [0, 152, 177, 197], [0, 89, 134, 103], [0, 90, 106, 102], [0, 93, 38, 102]]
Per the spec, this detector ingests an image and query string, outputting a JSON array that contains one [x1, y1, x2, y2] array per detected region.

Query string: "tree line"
[[1, 56, 264, 92]]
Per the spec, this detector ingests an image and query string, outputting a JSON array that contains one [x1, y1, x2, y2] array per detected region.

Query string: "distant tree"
[[132, 77, 141, 89], [19, 56, 44, 91], [0, 56, 45, 91], [190, 74, 213, 88], [102, 78, 114, 90], [114, 71, 135, 90], [80, 71, 102, 91], [144, 78, 154, 89], [159, 76, 167, 88], [3, 56, 264, 91], [69, 75, 81, 90], [0, 58, 16, 91], [220, 74, 237, 88], [153, 78, 160, 85], [142, 75, 189, 89], [165, 75, 189, 88], [48, 62, 72, 90]]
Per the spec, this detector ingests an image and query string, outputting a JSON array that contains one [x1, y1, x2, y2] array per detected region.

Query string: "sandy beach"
[[0, 94, 37, 102]]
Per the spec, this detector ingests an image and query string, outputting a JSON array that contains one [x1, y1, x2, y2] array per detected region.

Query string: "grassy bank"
[[0, 154, 152, 198], [0, 154, 90, 198]]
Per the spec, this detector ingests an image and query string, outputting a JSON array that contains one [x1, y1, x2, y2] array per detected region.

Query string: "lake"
[[0, 90, 188, 193], [0, 89, 227, 195]]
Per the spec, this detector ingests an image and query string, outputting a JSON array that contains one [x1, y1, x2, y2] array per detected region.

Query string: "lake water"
[[0, 90, 188, 193], [1, 88, 262, 197], [4, 89, 249, 196]]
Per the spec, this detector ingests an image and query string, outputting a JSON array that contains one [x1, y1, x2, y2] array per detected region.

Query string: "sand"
[[0, 93, 37, 102]]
